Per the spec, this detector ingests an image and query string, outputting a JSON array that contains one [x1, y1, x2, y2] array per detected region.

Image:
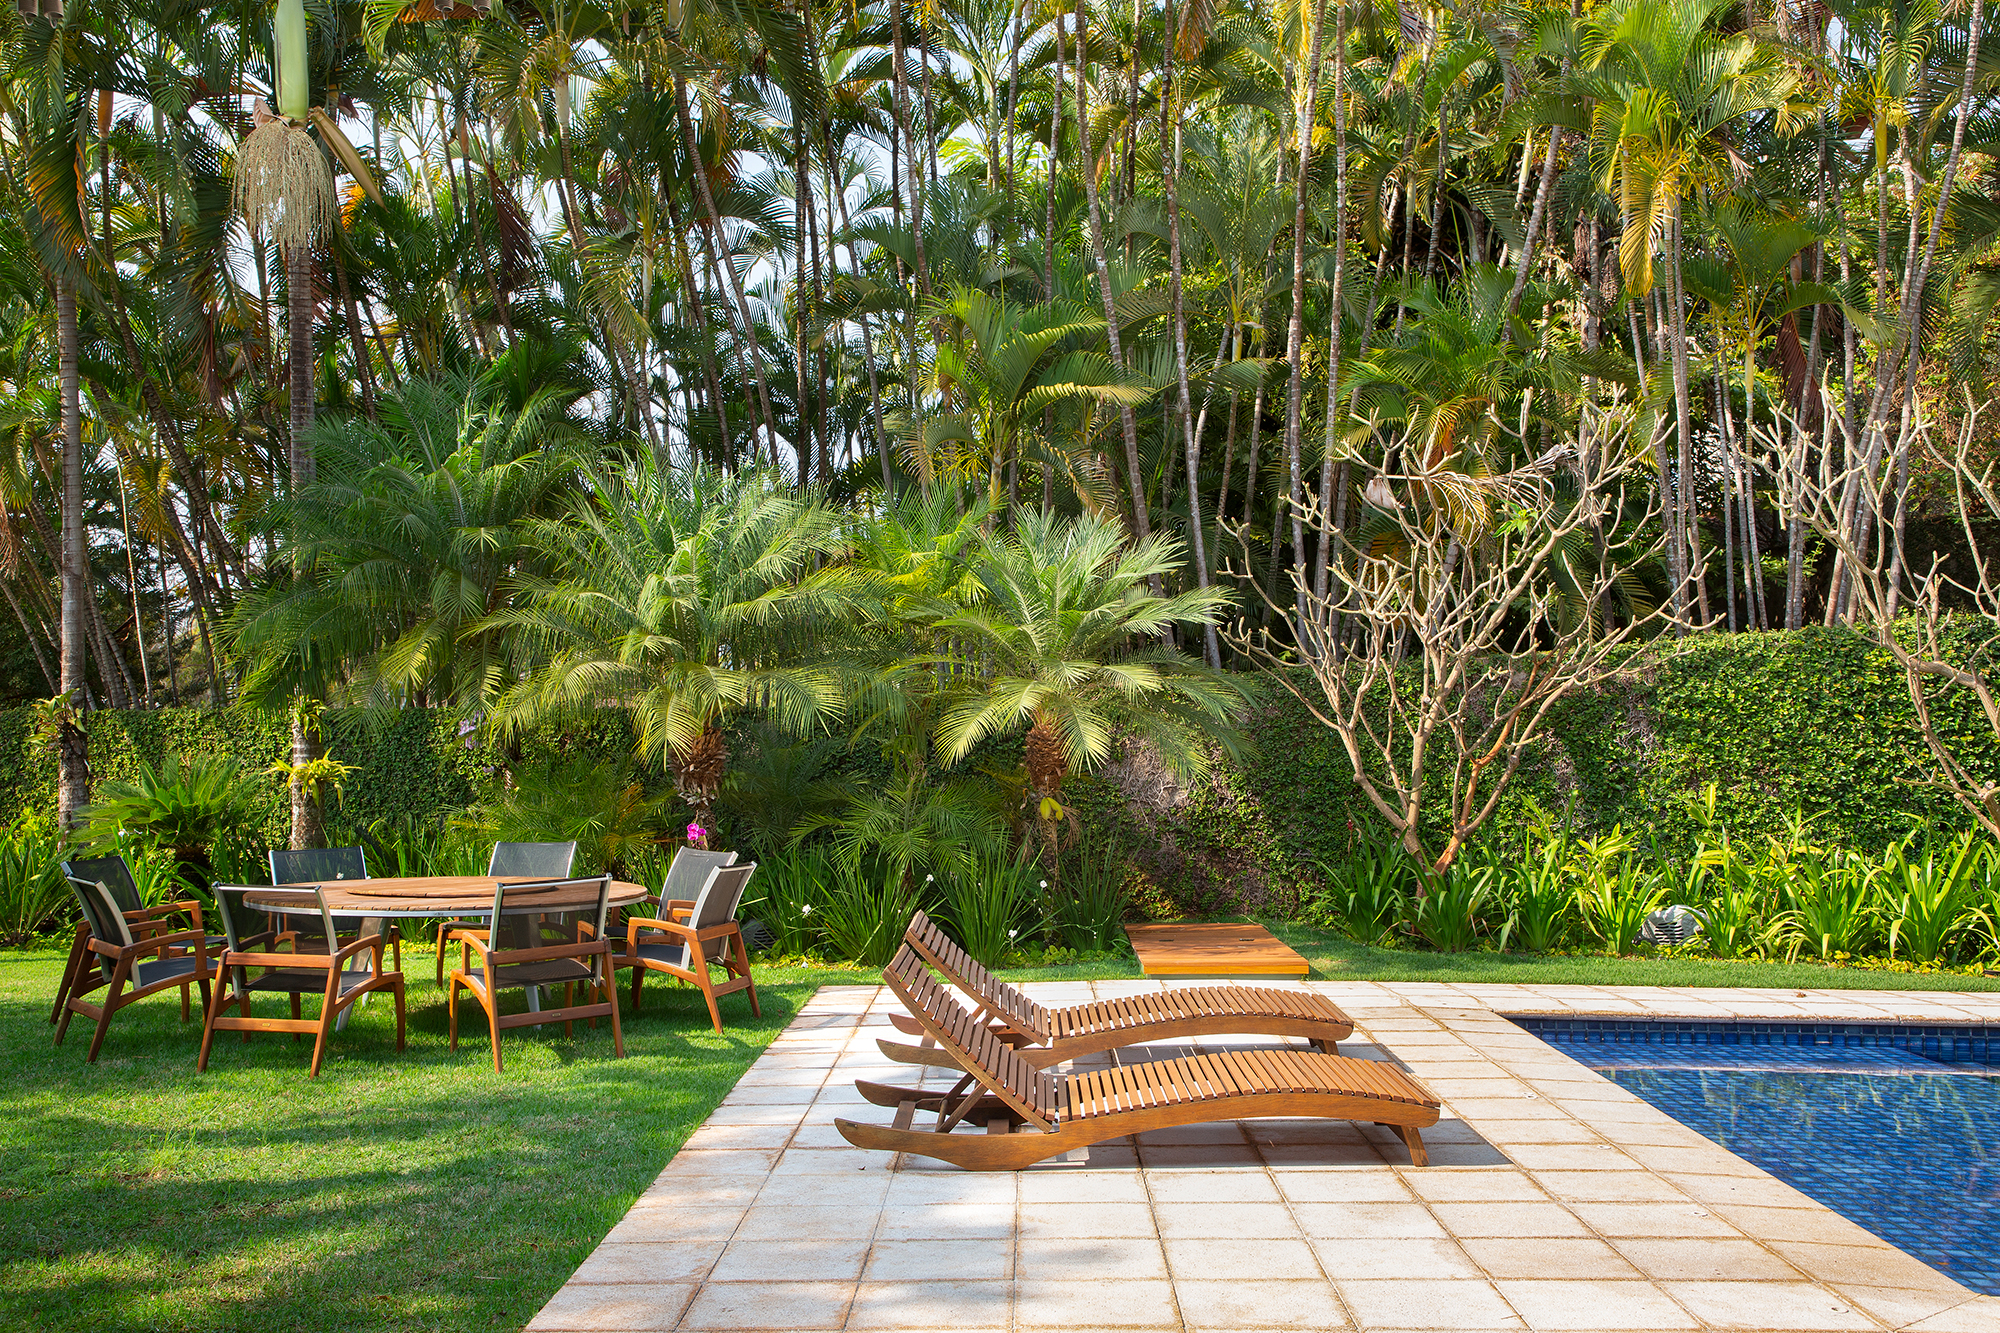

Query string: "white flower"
[[1038, 880, 1048, 889], [801, 904, 813, 917], [1008, 929, 1019, 939], [925, 874, 934, 883]]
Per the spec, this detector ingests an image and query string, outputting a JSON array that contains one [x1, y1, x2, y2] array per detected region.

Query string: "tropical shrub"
[[80, 753, 271, 885], [817, 860, 918, 967], [1047, 849, 1131, 952], [0, 813, 68, 944], [942, 847, 1042, 967], [1404, 861, 1494, 953], [1778, 846, 1878, 961], [1876, 829, 1987, 963], [1309, 833, 1414, 946], [1491, 835, 1577, 952], [743, 845, 838, 958], [1577, 852, 1667, 956], [466, 754, 668, 876]]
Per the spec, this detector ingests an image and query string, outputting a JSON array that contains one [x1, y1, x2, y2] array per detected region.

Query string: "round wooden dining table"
[[244, 875, 651, 1019]]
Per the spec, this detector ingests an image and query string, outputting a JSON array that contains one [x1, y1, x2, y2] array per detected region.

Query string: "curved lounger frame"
[[889, 910, 1354, 1068], [835, 946, 1438, 1172]]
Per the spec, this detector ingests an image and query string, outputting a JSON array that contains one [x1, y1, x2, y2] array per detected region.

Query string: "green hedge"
[[2, 628, 1992, 912], [1065, 627, 2000, 914]]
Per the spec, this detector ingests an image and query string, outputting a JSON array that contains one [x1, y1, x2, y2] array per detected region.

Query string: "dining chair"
[[268, 846, 400, 973], [54, 875, 213, 1063], [200, 884, 406, 1078], [593, 847, 735, 974], [432, 841, 578, 986], [608, 862, 760, 1034], [51, 853, 218, 1025], [446, 875, 623, 1072]]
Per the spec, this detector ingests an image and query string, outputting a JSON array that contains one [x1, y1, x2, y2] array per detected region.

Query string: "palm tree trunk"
[[1665, 216, 1696, 630], [287, 241, 324, 851], [1312, 0, 1349, 603], [676, 75, 778, 454], [56, 275, 89, 829], [1075, 0, 1153, 547], [1281, 0, 1327, 616]]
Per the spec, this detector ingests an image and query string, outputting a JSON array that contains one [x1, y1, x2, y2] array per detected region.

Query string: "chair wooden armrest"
[[332, 934, 385, 966]]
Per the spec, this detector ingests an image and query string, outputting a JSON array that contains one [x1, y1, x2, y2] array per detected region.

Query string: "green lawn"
[[0, 945, 870, 1333], [5, 930, 1996, 1333]]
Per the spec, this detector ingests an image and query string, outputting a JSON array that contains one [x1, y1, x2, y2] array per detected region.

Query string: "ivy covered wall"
[[2, 628, 1990, 913]]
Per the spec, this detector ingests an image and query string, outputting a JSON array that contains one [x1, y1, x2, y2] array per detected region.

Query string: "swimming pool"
[[1514, 1017, 2000, 1297]]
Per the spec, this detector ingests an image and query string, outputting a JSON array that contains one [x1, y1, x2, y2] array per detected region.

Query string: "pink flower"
[[687, 821, 708, 848]]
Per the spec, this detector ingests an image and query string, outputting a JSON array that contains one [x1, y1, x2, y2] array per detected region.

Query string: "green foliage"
[[0, 811, 67, 944], [1777, 844, 1877, 961], [1490, 833, 1578, 952], [1577, 853, 1668, 956], [941, 846, 1041, 967], [816, 861, 917, 967], [1047, 844, 1132, 952], [1876, 829, 1988, 963], [1404, 862, 1496, 953], [466, 754, 669, 877], [80, 752, 272, 879], [1308, 834, 1414, 947], [742, 844, 834, 958]]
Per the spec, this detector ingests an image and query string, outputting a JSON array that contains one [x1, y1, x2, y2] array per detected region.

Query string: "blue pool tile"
[[1511, 1016, 2000, 1296]]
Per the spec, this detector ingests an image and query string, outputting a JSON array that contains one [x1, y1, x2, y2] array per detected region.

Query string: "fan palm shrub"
[[80, 753, 272, 886], [492, 461, 880, 831], [929, 509, 1254, 853]]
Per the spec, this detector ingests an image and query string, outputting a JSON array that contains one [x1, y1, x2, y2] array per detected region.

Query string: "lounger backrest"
[[882, 945, 1059, 1131], [903, 909, 1051, 1041]]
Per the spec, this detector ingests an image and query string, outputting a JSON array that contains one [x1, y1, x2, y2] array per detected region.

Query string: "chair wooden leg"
[[198, 986, 235, 1072], [564, 981, 575, 1039], [241, 991, 254, 1042], [391, 979, 407, 1052], [733, 932, 760, 1018], [180, 983, 191, 1022], [604, 960, 625, 1058], [49, 925, 87, 1025], [483, 988, 503, 1073], [85, 985, 124, 1064], [434, 925, 449, 988], [290, 991, 303, 1042], [698, 968, 724, 1035], [630, 966, 643, 1011], [54, 993, 78, 1045], [447, 978, 461, 1052], [310, 1001, 337, 1078]]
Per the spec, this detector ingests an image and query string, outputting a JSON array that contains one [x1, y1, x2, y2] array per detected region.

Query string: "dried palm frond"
[[234, 111, 336, 253]]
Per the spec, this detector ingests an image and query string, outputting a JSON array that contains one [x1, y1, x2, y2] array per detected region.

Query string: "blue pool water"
[[1514, 1018, 2000, 1296]]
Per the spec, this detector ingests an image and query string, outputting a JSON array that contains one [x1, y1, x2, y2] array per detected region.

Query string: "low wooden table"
[[1125, 921, 1311, 979]]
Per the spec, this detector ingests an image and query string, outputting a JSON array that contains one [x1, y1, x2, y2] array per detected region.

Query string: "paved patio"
[[529, 981, 2000, 1332]]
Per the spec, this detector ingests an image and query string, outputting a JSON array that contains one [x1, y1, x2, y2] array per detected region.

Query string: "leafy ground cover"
[[6, 933, 1996, 1333]]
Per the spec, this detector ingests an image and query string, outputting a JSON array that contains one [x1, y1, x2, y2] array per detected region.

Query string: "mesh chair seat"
[[132, 954, 209, 990], [233, 967, 384, 998], [632, 938, 692, 969], [461, 957, 601, 991]]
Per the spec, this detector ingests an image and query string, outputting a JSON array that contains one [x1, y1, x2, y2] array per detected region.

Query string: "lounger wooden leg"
[[1393, 1123, 1427, 1167]]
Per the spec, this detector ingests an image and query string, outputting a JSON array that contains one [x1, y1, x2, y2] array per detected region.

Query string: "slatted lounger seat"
[[835, 946, 1438, 1171], [887, 909, 1353, 1067]]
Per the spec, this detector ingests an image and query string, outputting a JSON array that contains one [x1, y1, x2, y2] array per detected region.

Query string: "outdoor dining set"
[[48, 842, 761, 1077]]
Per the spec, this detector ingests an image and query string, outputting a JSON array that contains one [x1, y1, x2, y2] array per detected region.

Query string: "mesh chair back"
[[67, 876, 136, 950], [488, 841, 577, 878], [268, 845, 368, 886], [481, 876, 614, 962], [688, 864, 757, 960], [211, 885, 335, 992], [662, 848, 737, 902], [61, 855, 142, 914]]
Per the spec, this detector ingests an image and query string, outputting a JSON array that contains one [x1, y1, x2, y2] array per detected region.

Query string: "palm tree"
[[490, 462, 880, 829], [929, 509, 1255, 847], [1572, 0, 1809, 626], [231, 367, 585, 710]]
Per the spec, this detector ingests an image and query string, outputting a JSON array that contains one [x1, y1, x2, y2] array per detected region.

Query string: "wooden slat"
[[1125, 922, 1310, 978]]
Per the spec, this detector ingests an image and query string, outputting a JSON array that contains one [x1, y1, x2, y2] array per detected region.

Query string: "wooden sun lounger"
[[885, 909, 1353, 1069], [835, 946, 1438, 1171]]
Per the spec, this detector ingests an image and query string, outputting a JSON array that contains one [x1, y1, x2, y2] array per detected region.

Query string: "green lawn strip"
[[994, 920, 2000, 990], [0, 947, 866, 1333]]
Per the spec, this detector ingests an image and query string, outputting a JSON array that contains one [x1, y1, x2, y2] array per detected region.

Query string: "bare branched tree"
[[1229, 400, 1672, 875], [1769, 390, 2000, 834]]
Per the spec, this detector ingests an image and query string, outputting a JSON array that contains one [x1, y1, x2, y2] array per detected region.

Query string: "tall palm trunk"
[[56, 275, 89, 830], [287, 242, 324, 851], [1281, 0, 1328, 615], [1312, 0, 1349, 602], [1075, 0, 1152, 546], [1162, 0, 1220, 667], [675, 75, 778, 453]]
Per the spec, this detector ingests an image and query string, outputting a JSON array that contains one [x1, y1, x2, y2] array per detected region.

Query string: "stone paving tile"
[[528, 981, 1995, 1331]]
